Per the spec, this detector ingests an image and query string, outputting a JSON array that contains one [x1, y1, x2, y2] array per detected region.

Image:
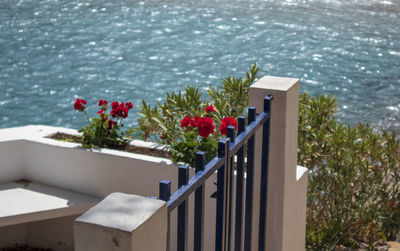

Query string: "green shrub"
[[299, 93, 400, 250], [137, 65, 400, 249], [137, 64, 259, 166]]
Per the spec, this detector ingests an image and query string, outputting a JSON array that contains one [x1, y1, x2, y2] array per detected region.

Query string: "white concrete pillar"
[[249, 76, 308, 251], [74, 193, 167, 251]]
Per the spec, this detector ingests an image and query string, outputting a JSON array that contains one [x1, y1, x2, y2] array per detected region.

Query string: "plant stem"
[[83, 111, 91, 124]]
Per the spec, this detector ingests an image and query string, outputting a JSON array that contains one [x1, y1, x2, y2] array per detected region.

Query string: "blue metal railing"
[[159, 95, 273, 251]]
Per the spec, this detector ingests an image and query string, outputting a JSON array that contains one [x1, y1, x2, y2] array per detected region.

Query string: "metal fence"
[[159, 95, 273, 251]]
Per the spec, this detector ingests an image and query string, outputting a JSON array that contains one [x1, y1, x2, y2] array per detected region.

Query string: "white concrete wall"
[[23, 140, 178, 198], [0, 215, 79, 251], [26, 215, 79, 251], [0, 141, 25, 183], [0, 224, 26, 247], [0, 126, 219, 251]]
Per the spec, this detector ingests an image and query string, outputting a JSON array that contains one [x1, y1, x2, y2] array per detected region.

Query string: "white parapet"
[[74, 192, 167, 251]]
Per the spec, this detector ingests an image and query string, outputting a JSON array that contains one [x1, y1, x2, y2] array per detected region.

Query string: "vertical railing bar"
[[160, 180, 171, 251], [226, 126, 236, 251], [234, 116, 246, 251], [178, 166, 189, 251], [216, 139, 228, 251], [220, 137, 231, 251], [223, 138, 232, 251], [258, 95, 273, 251], [194, 152, 206, 251], [244, 107, 256, 250]]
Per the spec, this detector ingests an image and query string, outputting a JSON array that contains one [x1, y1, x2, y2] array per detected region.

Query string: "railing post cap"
[[75, 192, 166, 233], [251, 76, 299, 92]]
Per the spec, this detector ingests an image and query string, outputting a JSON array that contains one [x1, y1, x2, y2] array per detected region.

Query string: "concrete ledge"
[[74, 193, 167, 251], [0, 181, 100, 227]]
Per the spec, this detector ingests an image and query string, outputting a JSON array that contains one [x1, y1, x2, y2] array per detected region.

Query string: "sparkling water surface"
[[0, 0, 399, 131]]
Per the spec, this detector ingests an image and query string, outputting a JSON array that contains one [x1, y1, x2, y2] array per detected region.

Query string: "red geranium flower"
[[74, 99, 87, 112], [125, 102, 133, 110], [111, 101, 119, 109], [110, 102, 130, 118], [219, 117, 238, 135], [190, 116, 200, 127], [98, 100, 108, 106], [181, 116, 192, 128], [205, 105, 216, 113], [197, 117, 215, 138]]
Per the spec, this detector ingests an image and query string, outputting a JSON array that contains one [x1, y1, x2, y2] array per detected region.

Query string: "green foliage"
[[137, 64, 259, 165], [299, 93, 400, 250], [137, 85, 205, 144], [79, 117, 134, 148], [207, 63, 259, 120], [170, 130, 218, 167], [138, 64, 400, 248]]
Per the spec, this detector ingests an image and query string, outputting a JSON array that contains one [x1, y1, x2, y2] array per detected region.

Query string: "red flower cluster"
[[98, 99, 108, 106], [180, 116, 215, 138], [197, 117, 215, 138], [110, 101, 133, 118], [181, 116, 192, 128], [97, 99, 109, 114], [73, 98, 133, 131], [205, 105, 216, 113], [74, 99, 87, 111], [219, 117, 238, 135]]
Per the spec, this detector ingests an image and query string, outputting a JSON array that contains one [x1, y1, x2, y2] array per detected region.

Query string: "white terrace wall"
[[0, 126, 219, 251], [0, 140, 24, 183]]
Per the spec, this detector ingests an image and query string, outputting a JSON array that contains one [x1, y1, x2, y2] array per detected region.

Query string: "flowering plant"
[[74, 98, 134, 148], [170, 105, 238, 167], [137, 64, 258, 167]]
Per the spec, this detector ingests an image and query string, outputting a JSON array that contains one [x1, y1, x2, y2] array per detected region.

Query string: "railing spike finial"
[[159, 180, 171, 202], [218, 138, 228, 158], [248, 107, 256, 125], [238, 116, 246, 134], [196, 152, 206, 172], [227, 126, 236, 143], [263, 94, 273, 113]]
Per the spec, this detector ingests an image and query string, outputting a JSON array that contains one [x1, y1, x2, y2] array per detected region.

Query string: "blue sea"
[[0, 0, 399, 131]]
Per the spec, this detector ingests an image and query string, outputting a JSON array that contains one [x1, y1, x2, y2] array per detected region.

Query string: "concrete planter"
[[0, 125, 218, 251], [0, 125, 178, 198]]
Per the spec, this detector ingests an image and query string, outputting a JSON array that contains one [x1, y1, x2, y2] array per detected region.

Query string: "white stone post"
[[249, 76, 308, 251], [74, 193, 167, 251]]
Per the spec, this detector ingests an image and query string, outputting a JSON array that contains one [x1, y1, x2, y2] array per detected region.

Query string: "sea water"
[[0, 0, 399, 131]]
